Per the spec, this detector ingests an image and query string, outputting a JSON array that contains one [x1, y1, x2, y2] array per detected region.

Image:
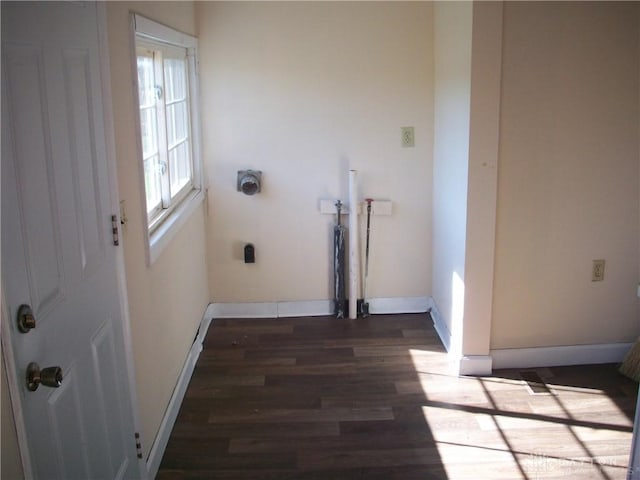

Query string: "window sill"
[[147, 189, 204, 265]]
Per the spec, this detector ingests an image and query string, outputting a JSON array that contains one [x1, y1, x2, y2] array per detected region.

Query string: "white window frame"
[[131, 14, 204, 265]]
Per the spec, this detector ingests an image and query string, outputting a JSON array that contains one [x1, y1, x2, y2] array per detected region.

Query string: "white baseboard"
[[369, 296, 430, 314], [428, 300, 452, 353], [196, 314, 212, 345], [277, 300, 333, 317], [208, 297, 431, 319], [459, 355, 493, 376], [491, 342, 633, 370], [207, 302, 278, 318], [146, 308, 213, 479]]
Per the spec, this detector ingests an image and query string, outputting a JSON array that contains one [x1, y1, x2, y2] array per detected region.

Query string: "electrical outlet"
[[592, 259, 605, 282], [401, 126, 414, 148]]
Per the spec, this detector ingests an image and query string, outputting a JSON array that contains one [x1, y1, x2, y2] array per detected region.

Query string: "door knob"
[[26, 362, 62, 391], [17, 304, 36, 333]]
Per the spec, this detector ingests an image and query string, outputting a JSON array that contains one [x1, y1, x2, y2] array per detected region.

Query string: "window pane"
[[144, 155, 163, 215], [140, 107, 158, 159], [137, 54, 155, 107], [166, 101, 188, 148], [166, 103, 176, 147], [164, 57, 187, 103], [168, 141, 191, 197]]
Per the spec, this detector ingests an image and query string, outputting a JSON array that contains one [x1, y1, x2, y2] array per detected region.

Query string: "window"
[[133, 14, 203, 263]]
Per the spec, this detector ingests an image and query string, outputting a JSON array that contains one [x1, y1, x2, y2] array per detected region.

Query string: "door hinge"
[[135, 432, 143, 459], [111, 214, 120, 246]]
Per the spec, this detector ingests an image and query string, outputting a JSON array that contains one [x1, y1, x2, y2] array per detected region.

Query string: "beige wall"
[[197, 1, 434, 304], [106, 1, 210, 459], [492, 2, 640, 349]]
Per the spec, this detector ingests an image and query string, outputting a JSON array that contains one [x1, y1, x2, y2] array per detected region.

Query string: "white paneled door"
[[2, 2, 142, 479]]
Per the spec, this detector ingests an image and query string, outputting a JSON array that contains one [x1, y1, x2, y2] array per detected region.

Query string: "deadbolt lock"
[[26, 362, 62, 391], [17, 304, 36, 333]]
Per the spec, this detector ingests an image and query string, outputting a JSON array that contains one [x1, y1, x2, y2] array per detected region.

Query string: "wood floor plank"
[[296, 445, 445, 469], [207, 406, 394, 424], [188, 372, 266, 387], [161, 451, 297, 471], [227, 429, 437, 455], [215, 363, 359, 376], [169, 421, 341, 439], [246, 346, 354, 362]]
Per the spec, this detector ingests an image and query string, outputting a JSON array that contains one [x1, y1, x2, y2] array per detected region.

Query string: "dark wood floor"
[[158, 314, 638, 479]]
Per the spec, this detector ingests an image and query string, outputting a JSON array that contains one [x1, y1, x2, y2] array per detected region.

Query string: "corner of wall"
[[460, 0, 503, 358]]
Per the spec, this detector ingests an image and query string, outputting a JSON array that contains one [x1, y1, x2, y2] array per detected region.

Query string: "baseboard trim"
[[491, 342, 634, 370], [459, 355, 493, 376], [207, 297, 431, 319], [369, 296, 430, 314], [277, 300, 333, 318], [207, 302, 278, 318], [428, 300, 452, 353], [146, 308, 213, 479]]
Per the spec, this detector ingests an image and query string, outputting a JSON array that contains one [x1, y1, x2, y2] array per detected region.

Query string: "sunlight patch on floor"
[[408, 347, 633, 479]]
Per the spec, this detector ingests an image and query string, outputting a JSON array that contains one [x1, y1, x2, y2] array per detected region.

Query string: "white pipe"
[[348, 170, 359, 319]]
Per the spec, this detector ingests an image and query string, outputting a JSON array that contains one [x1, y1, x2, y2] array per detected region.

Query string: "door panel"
[[63, 48, 106, 277], [91, 319, 132, 478], [47, 365, 92, 480], [4, 44, 65, 316], [2, 3, 141, 478]]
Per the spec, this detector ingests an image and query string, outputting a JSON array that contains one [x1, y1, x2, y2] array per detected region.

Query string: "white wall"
[[432, 1, 472, 354], [106, 1, 210, 459], [492, 2, 640, 349], [197, 2, 434, 304]]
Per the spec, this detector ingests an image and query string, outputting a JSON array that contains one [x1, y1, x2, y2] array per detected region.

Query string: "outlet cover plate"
[[592, 259, 605, 282], [401, 126, 415, 148]]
